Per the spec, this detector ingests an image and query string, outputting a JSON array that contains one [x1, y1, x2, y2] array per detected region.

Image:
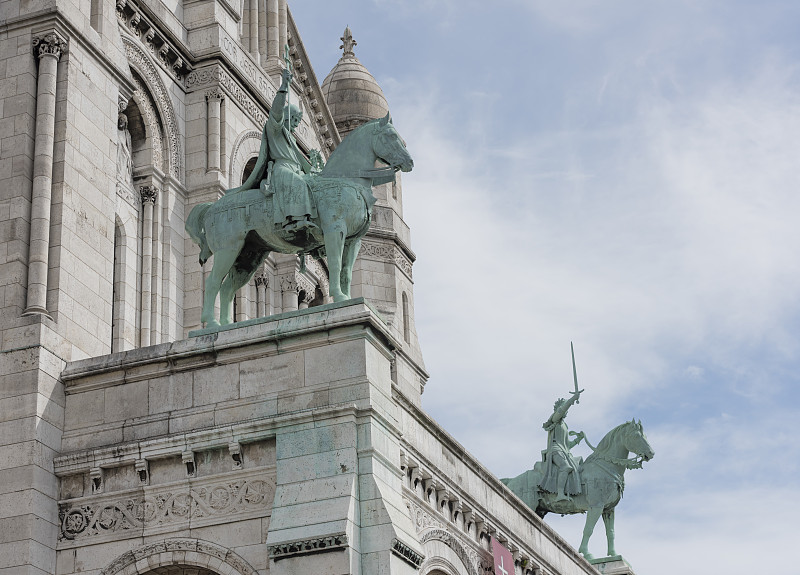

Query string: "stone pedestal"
[[589, 555, 637, 575], [57, 299, 423, 575]]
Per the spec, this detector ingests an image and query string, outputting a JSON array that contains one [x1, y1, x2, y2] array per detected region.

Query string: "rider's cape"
[[538, 425, 582, 496]]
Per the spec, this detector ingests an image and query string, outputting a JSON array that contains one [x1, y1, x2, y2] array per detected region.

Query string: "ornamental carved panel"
[[59, 475, 275, 541]]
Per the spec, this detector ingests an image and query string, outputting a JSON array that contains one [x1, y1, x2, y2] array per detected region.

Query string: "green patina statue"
[[186, 63, 413, 327], [501, 345, 655, 561]]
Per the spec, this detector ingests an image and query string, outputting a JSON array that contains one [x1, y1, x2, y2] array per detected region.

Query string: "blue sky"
[[291, 2, 800, 572]]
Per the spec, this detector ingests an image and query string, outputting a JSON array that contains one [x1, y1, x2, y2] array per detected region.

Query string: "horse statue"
[[501, 419, 654, 560], [186, 113, 413, 327]]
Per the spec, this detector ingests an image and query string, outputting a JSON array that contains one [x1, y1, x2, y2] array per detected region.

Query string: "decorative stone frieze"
[[268, 533, 348, 560], [186, 65, 267, 126], [359, 240, 413, 279], [32, 32, 68, 59], [392, 538, 425, 568], [59, 476, 275, 541]]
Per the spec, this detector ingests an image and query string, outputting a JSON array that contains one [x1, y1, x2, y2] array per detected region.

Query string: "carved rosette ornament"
[[139, 185, 158, 204], [32, 33, 68, 60]]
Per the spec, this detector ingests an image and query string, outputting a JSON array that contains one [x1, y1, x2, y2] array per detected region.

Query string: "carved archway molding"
[[100, 538, 258, 575], [230, 129, 262, 185], [121, 33, 183, 183], [420, 529, 480, 575]]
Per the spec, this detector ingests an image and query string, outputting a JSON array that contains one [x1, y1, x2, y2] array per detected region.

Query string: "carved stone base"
[[589, 555, 637, 575]]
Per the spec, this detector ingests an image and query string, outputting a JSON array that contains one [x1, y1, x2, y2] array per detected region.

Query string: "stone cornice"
[[117, 0, 192, 83], [61, 300, 399, 386], [287, 8, 340, 154]]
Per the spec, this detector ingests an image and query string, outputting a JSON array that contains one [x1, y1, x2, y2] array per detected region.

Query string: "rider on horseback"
[[539, 389, 585, 502]]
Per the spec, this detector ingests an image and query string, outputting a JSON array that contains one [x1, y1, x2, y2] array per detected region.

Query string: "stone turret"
[[322, 26, 390, 137], [323, 27, 427, 403]]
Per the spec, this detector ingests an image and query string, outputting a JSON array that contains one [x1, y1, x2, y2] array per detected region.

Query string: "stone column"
[[249, 0, 259, 57], [278, 0, 287, 56], [140, 186, 158, 346], [279, 275, 298, 312], [298, 282, 314, 310], [267, 0, 279, 62], [258, 0, 267, 65], [24, 32, 68, 317], [206, 90, 224, 172], [255, 275, 268, 317]]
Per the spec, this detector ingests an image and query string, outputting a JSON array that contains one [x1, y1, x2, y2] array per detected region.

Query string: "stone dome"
[[322, 26, 390, 137]]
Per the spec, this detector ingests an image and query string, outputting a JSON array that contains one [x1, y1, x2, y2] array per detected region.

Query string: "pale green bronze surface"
[[186, 62, 413, 328], [501, 348, 654, 561]]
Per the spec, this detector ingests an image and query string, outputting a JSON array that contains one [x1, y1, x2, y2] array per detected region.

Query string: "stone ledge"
[[61, 299, 397, 388]]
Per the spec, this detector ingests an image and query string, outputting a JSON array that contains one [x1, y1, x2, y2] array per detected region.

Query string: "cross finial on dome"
[[340, 26, 357, 58]]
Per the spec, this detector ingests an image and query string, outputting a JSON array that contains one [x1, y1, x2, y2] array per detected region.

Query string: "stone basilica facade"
[[1, 1, 599, 574]]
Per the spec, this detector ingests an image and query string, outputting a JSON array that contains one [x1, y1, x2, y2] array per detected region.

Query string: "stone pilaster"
[[24, 32, 68, 317], [267, 0, 279, 63], [206, 90, 224, 172]]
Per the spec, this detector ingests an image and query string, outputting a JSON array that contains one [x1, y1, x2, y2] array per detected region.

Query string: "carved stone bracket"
[[32, 32, 68, 60], [268, 533, 348, 560], [117, 0, 191, 81]]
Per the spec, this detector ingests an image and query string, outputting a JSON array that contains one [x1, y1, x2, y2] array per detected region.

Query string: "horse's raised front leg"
[[339, 238, 361, 300], [202, 249, 239, 328], [579, 505, 603, 560], [322, 222, 347, 301], [603, 508, 616, 557]]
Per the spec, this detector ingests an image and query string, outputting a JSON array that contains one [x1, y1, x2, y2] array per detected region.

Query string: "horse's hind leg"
[[322, 222, 347, 301], [202, 248, 239, 328], [219, 250, 269, 325], [339, 238, 361, 300], [579, 505, 603, 560], [603, 508, 616, 557]]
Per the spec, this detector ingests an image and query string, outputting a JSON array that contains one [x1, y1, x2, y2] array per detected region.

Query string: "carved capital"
[[205, 89, 225, 102], [32, 32, 68, 60], [279, 275, 298, 294], [139, 185, 158, 205], [254, 274, 269, 288]]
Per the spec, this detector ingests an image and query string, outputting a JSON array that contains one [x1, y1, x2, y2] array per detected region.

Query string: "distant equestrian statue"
[[501, 346, 654, 560]]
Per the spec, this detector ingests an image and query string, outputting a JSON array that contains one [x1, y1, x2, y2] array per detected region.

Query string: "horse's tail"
[[185, 203, 213, 265]]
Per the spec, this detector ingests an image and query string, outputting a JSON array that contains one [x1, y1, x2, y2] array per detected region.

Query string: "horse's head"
[[373, 113, 414, 173], [622, 419, 655, 465]]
